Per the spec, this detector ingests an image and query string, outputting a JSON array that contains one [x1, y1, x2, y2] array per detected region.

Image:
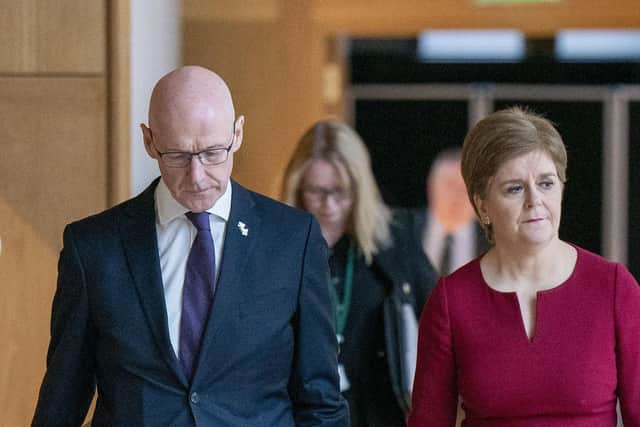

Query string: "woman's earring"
[[484, 216, 491, 225]]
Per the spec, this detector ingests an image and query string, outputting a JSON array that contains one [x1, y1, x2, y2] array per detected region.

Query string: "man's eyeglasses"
[[152, 125, 236, 168], [301, 186, 352, 204]]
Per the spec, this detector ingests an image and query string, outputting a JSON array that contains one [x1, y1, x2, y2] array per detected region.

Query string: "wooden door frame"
[[108, 0, 131, 205]]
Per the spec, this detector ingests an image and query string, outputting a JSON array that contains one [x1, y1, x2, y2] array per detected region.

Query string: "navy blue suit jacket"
[[32, 179, 349, 426]]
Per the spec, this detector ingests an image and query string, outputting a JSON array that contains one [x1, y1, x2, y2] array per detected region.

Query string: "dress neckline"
[[476, 243, 580, 297], [474, 243, 581, 343]]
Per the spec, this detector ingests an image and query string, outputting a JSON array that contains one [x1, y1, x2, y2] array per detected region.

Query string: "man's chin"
[[179, 190, 219, 212]]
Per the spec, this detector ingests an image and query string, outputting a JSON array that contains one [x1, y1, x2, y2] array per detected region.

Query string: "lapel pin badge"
[[237, 221, 249, 236]]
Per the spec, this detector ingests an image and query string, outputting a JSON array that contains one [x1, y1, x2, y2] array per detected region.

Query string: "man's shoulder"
[[65, 199, 131, 235], [67, 183, 155, 233]]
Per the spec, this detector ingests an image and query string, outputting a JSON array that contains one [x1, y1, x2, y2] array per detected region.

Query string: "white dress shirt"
[[423, 210, 477, 275], [154, 178, 231, 358]]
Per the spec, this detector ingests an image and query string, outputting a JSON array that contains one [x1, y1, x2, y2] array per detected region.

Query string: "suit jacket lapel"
[[120, 179, 188, 387], [193, 181, 261, 384]]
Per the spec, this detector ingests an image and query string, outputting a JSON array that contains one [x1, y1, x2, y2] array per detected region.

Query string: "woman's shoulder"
[[447, 255, 484, 281], [436, 257, 486, 297], [570, 244, 640, 314], [573, 244, 612, 264], [559, 243, 639, 301], [571, 244, 622, 278]]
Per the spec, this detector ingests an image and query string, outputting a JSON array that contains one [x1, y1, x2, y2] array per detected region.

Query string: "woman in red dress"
[[408, 107, 640, 426]]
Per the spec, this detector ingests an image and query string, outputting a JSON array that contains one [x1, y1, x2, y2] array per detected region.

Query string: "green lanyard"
[[329, 239, 355, 349]]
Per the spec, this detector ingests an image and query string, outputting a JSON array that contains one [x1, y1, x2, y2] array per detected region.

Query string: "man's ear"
[[231, 115, 245, 153], [140, 124, 156, 159]]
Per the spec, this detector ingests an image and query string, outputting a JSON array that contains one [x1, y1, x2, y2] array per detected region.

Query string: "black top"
[[329, 209, 438, 427]]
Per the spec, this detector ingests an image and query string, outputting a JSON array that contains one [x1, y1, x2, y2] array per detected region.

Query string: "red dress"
[[408, 246, 640, 427]]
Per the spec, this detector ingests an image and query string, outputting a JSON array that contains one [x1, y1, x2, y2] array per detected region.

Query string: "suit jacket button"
[[190, 392, 200, 404]]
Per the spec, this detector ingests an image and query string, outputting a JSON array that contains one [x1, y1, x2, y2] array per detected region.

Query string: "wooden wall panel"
[[0, 1, 35, 71], [184, 1, 325, 198], [0, 0, 126, 423], [0, 77, 107, 424], [0, 201, 59, 424], [184, 0, 281, 21], [108, 0, 131, 205], [36, 1, 106, 72], [0, 0, 105, 73]]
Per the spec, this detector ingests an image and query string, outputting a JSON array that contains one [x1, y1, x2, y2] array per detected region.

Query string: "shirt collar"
[[155, 178, 232, 225]]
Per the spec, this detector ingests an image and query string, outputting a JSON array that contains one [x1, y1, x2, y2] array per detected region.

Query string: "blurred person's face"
[[475, 150, 563, 251], [428, 159, 476, 231], [300, 159, 353, 244]]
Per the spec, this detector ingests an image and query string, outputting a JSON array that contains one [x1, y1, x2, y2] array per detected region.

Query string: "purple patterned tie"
[[180, 211, 215, 380]]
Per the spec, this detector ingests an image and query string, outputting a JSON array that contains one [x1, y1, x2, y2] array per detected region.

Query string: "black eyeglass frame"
[[151, 123, 236, 168]]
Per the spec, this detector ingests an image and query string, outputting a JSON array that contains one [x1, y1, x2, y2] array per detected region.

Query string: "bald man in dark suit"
[[33, 66, 348, 426]]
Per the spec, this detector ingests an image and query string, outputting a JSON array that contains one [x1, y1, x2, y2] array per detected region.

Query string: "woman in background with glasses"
[[282, 119, 438, 427]]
